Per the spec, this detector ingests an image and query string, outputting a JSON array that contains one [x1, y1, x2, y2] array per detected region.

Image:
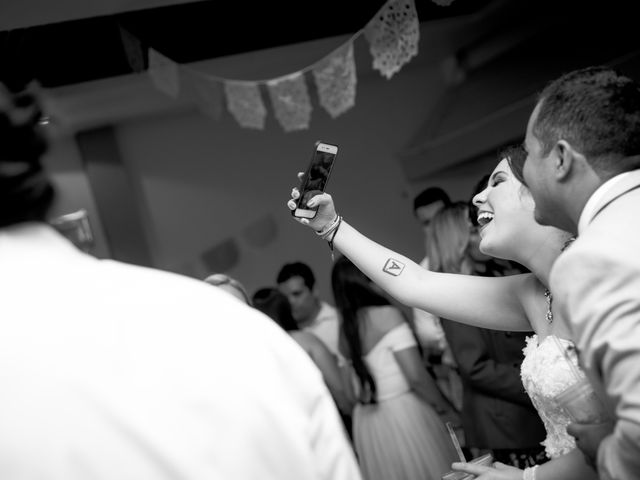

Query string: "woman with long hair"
[[330, 255, 458, 480], [426, 202, 475, 275]]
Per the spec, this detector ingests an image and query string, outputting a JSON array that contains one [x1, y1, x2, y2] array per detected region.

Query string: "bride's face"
[[472, 159, 538, 260]]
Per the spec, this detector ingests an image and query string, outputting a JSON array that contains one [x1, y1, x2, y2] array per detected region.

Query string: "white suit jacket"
[[0, 223, 361, 480], [550, 169, 640, 480]]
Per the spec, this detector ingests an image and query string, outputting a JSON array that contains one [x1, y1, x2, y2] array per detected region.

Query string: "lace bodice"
[[520, 334, 583, 459]]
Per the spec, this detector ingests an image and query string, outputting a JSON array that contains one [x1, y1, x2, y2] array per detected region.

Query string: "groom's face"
[[523, 102, 558, 228]]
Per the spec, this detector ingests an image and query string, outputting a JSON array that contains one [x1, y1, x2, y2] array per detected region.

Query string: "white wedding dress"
[[520, 334, 583, 459]]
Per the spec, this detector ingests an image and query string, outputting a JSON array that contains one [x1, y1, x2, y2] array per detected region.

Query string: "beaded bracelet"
[[315, 214, 342, 260], [326, 216, 342, 260], [315, 214, 340, 238], [523, 465, 539, 480]]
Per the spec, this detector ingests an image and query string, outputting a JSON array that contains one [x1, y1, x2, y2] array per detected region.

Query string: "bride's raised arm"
[[289, 190, 532, 332]]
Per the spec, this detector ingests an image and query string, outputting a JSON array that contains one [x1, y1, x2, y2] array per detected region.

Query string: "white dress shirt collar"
[[577, 171, 634, 234]]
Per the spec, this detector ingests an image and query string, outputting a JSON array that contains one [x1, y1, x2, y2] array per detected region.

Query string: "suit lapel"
[[588, 169, 640, 226]]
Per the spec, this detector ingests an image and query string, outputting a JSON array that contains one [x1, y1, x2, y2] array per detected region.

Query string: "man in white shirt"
[[277, 261, 341, 359], [0, 83, 361, 480], [276, 261, 354, 440], [522, 66, 640, 480]]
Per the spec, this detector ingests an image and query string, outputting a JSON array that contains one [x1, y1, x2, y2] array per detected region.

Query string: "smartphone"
[[293, 141, 338, 219]]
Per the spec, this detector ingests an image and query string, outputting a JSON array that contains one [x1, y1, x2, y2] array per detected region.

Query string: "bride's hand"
[[287, 172, 338, 232], [451, 461, 523, 480]]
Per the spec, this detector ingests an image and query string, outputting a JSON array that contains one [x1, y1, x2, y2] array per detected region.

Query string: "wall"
[[111, 61, 486, 302], [43, 133, 111, 259], [39, 1, 640, 305], [40, 21, 509, 303]]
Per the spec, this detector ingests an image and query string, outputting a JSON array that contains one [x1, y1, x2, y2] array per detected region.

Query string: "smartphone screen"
[[293, 142, 338, 219]]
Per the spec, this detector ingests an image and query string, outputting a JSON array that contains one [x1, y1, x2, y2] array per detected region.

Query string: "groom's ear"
[[554, 140, 582, 182]]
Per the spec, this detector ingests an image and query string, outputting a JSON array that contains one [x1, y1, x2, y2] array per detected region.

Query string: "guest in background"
[[427, 199, 546, 467], [204, 272, 252, 305], [410, 187, 454, 362], [0, 82, 362, 480], [277, 261, 341, 359], [331, 255, 458, 480], [252, 287, 354, 432]]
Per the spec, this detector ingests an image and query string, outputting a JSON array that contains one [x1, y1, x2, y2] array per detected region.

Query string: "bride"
[[287, 145, 599, 480]]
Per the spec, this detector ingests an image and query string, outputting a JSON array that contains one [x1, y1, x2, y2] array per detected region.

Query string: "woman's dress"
[[353, 323, 458, 480], [520, 334, 584, 459]]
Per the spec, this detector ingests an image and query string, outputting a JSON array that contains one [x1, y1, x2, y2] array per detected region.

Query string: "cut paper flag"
[[201, 237, 240, 273], [224, 81, 267, 129], [365, 0, 420, 79], [148, 48, 180, 98], [242, 214, 278, 248], [119, 27, 145, 73], [125, 0, 425, 130], [313, 43, 357, 118], [187, 71, 224, 121], [267, 72, 312, 132]]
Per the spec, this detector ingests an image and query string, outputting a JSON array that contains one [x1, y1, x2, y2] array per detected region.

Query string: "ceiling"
[[0, 0, 494, 91], [4, 0, 637, 150]]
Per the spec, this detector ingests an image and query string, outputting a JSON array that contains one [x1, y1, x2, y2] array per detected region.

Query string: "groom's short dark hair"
[[413, 187, 451, 214], [534, 66, 640, 176]]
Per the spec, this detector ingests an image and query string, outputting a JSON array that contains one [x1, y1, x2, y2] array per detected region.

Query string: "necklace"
[[544, 289, 553, 324], [541, 239, 572, 325]]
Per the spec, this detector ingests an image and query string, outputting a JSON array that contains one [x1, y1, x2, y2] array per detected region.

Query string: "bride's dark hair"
[[503, 144, 528, 186]]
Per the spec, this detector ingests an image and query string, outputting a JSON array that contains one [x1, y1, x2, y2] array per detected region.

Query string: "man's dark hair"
[[412, 187, 451, 213], [534, 65, 640, 177], [0, 83, 55, 227], [276, 261, 315, 290]]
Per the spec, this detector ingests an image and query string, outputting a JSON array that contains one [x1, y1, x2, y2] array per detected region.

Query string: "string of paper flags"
[[120, 0, 431, 132]]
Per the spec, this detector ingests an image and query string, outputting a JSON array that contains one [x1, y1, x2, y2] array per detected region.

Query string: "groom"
[[522, 66, 640, 480]]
